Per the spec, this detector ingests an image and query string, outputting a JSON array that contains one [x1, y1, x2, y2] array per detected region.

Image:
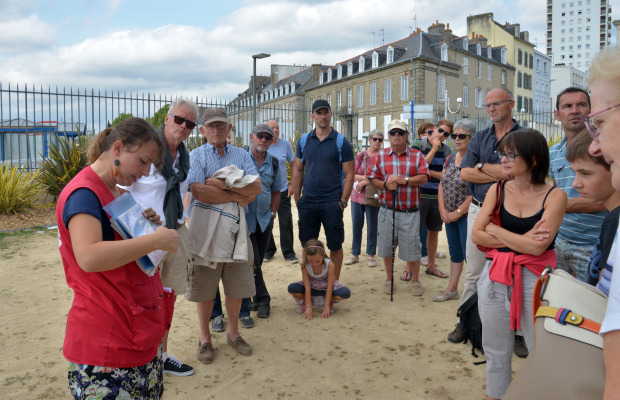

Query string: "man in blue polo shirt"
[[549, 87, 606, 281], [289, 99, 355, 279]]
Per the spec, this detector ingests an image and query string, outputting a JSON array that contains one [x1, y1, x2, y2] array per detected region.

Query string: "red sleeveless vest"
[[56, 166, 165, 368]]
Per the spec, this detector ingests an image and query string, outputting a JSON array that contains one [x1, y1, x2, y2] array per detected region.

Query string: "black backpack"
[[456, 292, 485, 361]]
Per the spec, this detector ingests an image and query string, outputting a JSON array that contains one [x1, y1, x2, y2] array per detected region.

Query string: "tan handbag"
[[504, 267, 607, 400], [363, 151, 380, 208]]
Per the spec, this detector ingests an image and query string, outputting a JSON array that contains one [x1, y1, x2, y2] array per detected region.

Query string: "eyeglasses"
[[168, 114, 197, 130], [450, 133, 470, 140], [583, 103, 620, 141], [496, 151, 520, 161], [484, 99, 512, 109], [255, 133, 273, 141], [437, 127, 451, 137], [389, 130, 407, 136], [371, 137, 384, 142]]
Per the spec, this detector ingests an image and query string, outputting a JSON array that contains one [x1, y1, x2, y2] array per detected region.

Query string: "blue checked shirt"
[[187, 143, 258, 211]]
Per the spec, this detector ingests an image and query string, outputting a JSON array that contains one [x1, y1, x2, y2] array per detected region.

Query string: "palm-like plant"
[[38, 134, 89, 199], [0, 164, 43, 214]]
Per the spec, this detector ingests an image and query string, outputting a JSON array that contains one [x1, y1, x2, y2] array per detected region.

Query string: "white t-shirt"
[[120, 150, 188, 226], [600, 229, 620, 335]]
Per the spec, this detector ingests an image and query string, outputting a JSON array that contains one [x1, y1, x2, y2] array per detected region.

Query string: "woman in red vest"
[[56, 117, 179, 399], [472, 129, 566, 400]]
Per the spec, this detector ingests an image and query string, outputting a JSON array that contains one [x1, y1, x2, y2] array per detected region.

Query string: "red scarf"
[[486, 248, 556, 330]]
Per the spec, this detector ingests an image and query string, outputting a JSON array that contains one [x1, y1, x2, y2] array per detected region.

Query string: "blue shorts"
[[297, 198, 344, 251]]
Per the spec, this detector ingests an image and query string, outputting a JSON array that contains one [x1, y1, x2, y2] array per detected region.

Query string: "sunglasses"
[[583, 103, 620, 141], [425, 130, 434, 135], [255, 133, 273, 141], [371, 137, 384, 142], [450, 133, 470, 140], [389, 129, 407, 136], [437, 127, 450, 137], [169, 114, 197, 130]]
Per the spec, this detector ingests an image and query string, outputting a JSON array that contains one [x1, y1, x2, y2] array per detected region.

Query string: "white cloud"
[[0, 15, 57, 54], [0, 0, 565, 98]]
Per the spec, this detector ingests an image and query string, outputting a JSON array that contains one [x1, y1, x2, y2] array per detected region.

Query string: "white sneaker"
[[344, 255, 359, 265]]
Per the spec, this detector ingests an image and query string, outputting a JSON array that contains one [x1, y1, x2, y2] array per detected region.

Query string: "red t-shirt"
[[57, 166, 165, 368]]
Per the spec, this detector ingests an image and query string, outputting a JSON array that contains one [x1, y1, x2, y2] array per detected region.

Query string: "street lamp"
[[444, 89, 462, 119], [252, 53, 271, 127]]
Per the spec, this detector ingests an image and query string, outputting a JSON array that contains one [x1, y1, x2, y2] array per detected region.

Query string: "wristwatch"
[[271, 211, 276, 218], [339, 200, 348, 209], [405, 177, 409, 186], [477, 162, 484, 171]]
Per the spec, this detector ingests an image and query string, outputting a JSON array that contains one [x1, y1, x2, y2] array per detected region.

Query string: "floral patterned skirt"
[[67, 348, 163, 399]]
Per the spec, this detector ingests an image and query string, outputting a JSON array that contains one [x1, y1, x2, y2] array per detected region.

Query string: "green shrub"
[[38, 134, 89, 199], [0, 164, 43, 215]]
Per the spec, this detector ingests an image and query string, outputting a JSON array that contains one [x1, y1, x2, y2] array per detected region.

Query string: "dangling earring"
[[114, 159, 119, 177]]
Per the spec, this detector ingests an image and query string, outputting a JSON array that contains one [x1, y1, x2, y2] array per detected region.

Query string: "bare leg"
[[197, 300, 214, 345], [445, 261, 464, 292], [291, 293, 305, 300], [426, 230, 439, 268], [330, 248, 343, 280], [224, 296, 242, 341], [408, 260, 421, 283], [161, 295, 177, 353], [383, 256, 393, 280]]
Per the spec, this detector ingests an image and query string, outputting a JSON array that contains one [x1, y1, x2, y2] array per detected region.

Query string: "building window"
[[438, 76, 446, 101], [291, 82, 295, 92], [337, 65, 343, 79], [477, 62, 483, 78], [358, 85, 364, 107], [327, 93, 332, 106], [370, 82, 377, 105], [441, 44, 448, 61], [337, 91, 342, 108], [501, 48, 507, 64], [476, 43, 481, 56], [359, 56, 365, 72], [488, 65, 492, 81], [347, 89, 352, 107], [348, 61, 353, 77], [387, 46, 394, 64], [475, 88, 484, 108], [487, 47, 492, 58], [327, 69, 332, 82], [319, 73, 324, 85], [502, 70, 506, 85], [518, 49, 523, 64], [517, 96, 523, 111], [400, 74, 409, 100], [372, 51, 379, 68], [529, 54, 533, 68], [463, 85, 469, 108], [463, 37, 469, 50], [518, 72, 522, 88], [463, 57, 469, 75], [384, 78, 392, 103]]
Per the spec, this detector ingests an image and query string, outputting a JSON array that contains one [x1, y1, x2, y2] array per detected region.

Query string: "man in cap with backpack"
[[288, 99, 355, 279]]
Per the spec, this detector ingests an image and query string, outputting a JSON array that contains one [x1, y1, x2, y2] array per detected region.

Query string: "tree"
[[112, 113, 134, 127], [150, 104, 170, 129]]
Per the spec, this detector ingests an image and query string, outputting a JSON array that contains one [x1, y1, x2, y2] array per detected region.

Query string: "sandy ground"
[[0, 204, 525, 400]]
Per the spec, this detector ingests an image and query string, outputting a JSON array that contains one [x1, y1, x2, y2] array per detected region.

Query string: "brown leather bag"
[[504, 267, 607, 400], [363, 151, 380, 208]]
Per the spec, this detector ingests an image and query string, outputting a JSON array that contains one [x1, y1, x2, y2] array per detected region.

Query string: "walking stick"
[[391, 187, 396, 302]]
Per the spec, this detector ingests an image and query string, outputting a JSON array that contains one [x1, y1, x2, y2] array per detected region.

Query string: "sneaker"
[[436, 252, 447, 259], [249, 300, 258, 311], [240, 315, 254, 329], [447, 323, 466, 343], [411, 281, 424, 296], [164, 356, 195, 376], [432, 290, 459, 302], [210, 315, 224, 332], [367, 256, 377, 267], [197, 341, 214, 364], [344, 255, 359, 265], [514, 335, 529, 358], [263, 254, 273, 262], [286, 256, 299, 264], [295, 300, 306, 314]]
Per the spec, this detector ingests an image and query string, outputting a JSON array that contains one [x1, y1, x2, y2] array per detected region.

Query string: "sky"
[[1, 0, 618, 100]]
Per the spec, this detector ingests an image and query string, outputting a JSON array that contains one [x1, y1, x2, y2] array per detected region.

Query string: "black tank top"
[[498, 186, 556, 252]]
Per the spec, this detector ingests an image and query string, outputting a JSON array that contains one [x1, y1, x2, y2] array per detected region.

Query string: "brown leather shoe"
[[197, 341, 214, 364], [447, 323, 466, 343], [227, 335, 252, 356]]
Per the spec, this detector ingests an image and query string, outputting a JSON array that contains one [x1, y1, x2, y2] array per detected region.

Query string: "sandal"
[[425, 267, 448, 279], [399, 270, 412, 281]]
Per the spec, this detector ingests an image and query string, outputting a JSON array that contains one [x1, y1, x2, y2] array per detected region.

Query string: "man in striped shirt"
[[549, 87, 607, 282], [369, 120, 429, 296]]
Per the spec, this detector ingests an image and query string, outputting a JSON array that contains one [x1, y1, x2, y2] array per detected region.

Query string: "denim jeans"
[[554, 237, 595, 282], [445, 215, 468, 263], [350, 201, 379, 256], [211, 290, 250, 319], [287, 282, 351, 299]]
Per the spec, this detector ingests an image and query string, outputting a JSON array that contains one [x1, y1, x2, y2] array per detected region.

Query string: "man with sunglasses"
[[368, 120, 429, 296], [289, 100, 355, 280], [447, 88, 524, 352], [120, 98, 198, 376], [411, 119, 453, 280], [549, 87, 606, 282], [244, 124, 284, 318]]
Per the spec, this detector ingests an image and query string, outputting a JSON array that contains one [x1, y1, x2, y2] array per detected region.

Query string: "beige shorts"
[[159, 224, 192, 294], [185, 259, 255, 303]]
